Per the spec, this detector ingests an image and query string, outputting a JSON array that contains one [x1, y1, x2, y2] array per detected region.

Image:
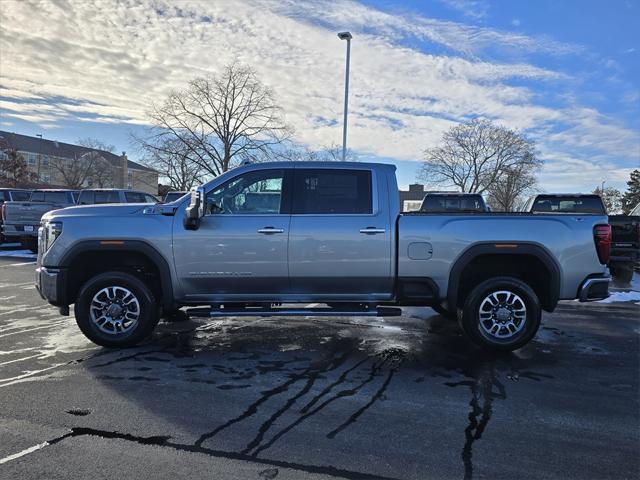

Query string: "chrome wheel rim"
[[478, 290, 527, 340], [89, 286, 140, 335]]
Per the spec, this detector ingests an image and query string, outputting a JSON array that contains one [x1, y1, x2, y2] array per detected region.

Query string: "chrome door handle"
[[359, 227, 386, 234], [257, 227, 284, 234]]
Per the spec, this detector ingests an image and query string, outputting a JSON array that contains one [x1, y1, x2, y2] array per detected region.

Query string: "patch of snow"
[[630, 272, 640, 292], [0, 250, 37, 259], [597, 290, 640, 303]]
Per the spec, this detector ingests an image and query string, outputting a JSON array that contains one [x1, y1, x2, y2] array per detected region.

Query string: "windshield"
[[531, 196, 605, 214]]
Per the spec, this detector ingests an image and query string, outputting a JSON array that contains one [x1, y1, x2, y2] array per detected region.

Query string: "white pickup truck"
[[36, 162, 611, 351]]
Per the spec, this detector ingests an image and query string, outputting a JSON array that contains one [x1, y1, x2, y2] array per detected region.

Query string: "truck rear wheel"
[[74, 271, 160, 348], [458, 276, 541, 351]]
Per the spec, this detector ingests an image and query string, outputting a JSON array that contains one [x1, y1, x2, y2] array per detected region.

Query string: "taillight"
[[594, 224, 611, 264], [0, 204, 5, 221]]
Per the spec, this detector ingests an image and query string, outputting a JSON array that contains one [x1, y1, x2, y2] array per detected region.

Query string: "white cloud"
[[0, 0, 636, 191], [436, 0, 489, 20]]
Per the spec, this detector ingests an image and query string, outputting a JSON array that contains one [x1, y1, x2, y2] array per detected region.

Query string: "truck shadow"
[[82, 311, 557, 480]]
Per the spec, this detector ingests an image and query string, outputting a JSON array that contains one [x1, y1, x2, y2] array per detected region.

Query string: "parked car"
[[163, 191, 188, 203], [420, 192, 489, 213], [608, 202, 640, 283], [523, 194, 639, 283], [36, 162, 610, 351], [77, 189, 159, 205], [1, 189, 76, 251], [0, 188, 31, 243]]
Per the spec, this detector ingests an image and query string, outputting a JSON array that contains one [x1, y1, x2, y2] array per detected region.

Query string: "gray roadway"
[[0, 254, 638, 480]]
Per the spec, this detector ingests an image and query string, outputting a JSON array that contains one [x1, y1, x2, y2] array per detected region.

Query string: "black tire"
[[161, 309, 189, 323], [457, 276, 541, 352], [74, 271, 160, 348], [21, 238, 38, 253], [611, 264, 634, 284], [431, 303, 455, 319]]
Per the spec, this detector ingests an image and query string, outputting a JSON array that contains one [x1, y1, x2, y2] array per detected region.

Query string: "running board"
[[186, 306, 402, 318]]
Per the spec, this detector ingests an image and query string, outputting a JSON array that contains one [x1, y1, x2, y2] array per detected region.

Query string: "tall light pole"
[[338, 31, 352, 161]]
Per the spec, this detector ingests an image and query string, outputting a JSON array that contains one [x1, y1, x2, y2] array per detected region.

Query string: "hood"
[[43, 203, 148, 221]]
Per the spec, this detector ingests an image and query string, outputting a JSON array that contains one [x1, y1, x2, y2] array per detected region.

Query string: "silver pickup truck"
[[36, 161, 611, 351], [2, 189, 77, 251]]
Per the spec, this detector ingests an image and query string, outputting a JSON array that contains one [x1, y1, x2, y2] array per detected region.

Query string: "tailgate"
[[4, 203, 55, 224]]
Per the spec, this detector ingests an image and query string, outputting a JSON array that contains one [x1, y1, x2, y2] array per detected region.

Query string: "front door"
[[173, 168, 291, 301]]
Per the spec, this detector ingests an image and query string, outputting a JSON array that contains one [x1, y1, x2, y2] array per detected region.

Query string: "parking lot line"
[[0, 442, 49, 465], [0, 354, 43, 367], [0, 262, 36, 268]]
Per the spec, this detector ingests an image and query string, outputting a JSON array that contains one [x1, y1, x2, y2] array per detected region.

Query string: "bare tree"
[[268, 142, 356, 163], [0, 149, 38, 187], [593, 186, 622, 214], [420, 119, 542, 194], [141, 62, 291, 178], [138, 136, 205, 190], [50, 138, 116, 188], [486, 163, 539, 211]]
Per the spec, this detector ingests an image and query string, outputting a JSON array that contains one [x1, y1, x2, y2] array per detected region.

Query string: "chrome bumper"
[[578, 277, 610, 302]]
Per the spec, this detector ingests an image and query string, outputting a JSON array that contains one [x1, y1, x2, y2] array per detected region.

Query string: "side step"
[[186, 306, 402, 318]]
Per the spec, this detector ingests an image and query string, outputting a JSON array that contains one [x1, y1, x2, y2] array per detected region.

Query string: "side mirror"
[[184, 186, 205, 230]]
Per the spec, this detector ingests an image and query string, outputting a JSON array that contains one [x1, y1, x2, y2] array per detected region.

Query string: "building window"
[[41, 173, 50, 183], [127, 183, 133, 189], [42, 156, 49, 167], [25, 152, 37, 165]]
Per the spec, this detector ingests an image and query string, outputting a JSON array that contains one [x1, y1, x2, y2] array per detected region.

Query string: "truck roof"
[[229, 161, 397, 171], [533, 193, 600, 197]]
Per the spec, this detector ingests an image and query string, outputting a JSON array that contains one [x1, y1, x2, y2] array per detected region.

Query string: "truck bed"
[[398, 212, 608, 300]]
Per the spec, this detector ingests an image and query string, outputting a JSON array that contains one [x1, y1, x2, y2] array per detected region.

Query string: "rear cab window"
[[292, 169, 372, 214], [531, 195, 606, 214], [421, 195, 485, 213], [11, 191, 30, 201]]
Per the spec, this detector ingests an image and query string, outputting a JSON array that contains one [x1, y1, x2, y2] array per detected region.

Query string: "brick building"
[[0, 131, 158, 194]]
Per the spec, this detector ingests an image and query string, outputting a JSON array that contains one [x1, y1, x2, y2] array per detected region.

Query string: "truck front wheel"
[[458, 277, 541, 351], [74, 271, 160, 348]]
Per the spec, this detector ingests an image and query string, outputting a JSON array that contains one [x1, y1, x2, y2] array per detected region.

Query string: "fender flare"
[[446, 242, 561, 312], [59, 240, 174, 310]]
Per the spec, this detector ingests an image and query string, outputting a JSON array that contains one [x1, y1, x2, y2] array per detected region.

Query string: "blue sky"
[[1, 0, 638, 191]]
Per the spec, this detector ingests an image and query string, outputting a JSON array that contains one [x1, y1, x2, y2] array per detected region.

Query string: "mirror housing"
[[184, 186, 205, 230]]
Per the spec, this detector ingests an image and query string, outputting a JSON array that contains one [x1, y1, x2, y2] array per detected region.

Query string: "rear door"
[[287, 167, 393, 300]]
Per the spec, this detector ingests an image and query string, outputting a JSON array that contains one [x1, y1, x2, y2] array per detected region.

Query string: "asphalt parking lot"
[[0, 250, 639, 480]]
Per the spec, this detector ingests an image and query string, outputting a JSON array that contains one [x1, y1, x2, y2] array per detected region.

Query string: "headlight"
[[43, 221, 63, 252]]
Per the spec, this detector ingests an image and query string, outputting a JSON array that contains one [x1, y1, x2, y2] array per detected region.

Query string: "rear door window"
[[124, 192, 146, 203], [44, 191, 70, 203], [292, 169, 372, 214], [94, 191, 121, 204], [30, 191, 44, 202]]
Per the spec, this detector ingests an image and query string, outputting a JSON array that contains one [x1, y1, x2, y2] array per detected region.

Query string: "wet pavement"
[[0, 255, 639, 479]]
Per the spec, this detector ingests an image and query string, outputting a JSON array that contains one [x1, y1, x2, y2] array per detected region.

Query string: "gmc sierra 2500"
[[36, 162, 611, 351]]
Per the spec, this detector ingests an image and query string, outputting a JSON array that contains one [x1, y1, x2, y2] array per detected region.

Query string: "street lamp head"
[[338, 31, 352, 40]]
